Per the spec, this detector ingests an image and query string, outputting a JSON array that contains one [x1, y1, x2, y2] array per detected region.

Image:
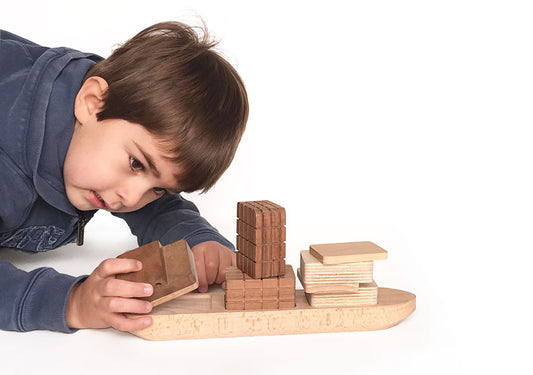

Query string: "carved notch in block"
[[116, 239, 199, 307]]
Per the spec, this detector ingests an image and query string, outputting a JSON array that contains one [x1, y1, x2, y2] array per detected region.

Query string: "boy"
[[0, 22, 248, 333]]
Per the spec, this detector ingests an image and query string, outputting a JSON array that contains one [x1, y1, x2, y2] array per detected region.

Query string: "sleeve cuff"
[[19, 269, 87, 333]]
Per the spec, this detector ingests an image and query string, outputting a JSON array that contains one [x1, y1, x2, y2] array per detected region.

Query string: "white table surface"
[[1, 1, 531, 373], [1, 207, 528, 374]]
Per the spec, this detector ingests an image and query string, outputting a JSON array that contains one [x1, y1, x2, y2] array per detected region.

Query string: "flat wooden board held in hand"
[[116, 239, 199, 307], [127, 287, 416, 340]]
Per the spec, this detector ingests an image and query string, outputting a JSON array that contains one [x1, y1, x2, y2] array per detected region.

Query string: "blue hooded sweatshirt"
[[0, 30, 234, 332]]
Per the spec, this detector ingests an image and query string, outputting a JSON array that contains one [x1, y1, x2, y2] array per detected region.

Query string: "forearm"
[[114, 194, 234, 250], [0, 259, 85, 333]]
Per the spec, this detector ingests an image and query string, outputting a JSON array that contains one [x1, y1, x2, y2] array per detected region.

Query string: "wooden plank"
[[128, 287, 416, 340], [309, 241, 388, 264]]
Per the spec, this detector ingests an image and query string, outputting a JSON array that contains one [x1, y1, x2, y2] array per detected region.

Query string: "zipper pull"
[[76, 214, 87, 246]]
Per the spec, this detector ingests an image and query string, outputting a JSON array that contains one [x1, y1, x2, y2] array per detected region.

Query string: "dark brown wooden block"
[[236, 231, 286, 256], [237, 200, 286, 229], [260, 200, 286, 227], [237, 252, 287, 279], [236, 220, 286, 246], [116, 239, 198, 307]]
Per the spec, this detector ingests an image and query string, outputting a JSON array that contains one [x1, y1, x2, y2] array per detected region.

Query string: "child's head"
[[82, 21, 248, 194]]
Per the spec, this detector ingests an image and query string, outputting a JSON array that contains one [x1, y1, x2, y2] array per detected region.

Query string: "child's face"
[[63, 118, 181, 213]]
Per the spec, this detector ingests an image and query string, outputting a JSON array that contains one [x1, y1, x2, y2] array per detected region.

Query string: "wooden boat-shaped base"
[[129, 287, 416, 340]]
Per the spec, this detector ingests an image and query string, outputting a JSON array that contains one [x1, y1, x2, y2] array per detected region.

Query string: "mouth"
[[89, 190, 106, 209]]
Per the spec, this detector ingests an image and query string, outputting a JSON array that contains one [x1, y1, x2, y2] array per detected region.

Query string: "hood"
[[1, 30, 102, 215]]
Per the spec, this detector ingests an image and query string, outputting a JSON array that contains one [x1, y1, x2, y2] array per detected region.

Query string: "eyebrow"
[[133, 141, 160, 178], [133, 141, 182, 194]]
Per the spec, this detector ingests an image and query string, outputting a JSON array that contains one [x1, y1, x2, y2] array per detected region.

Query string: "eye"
[[129, 156, 144, 171], [153, 187, 167, 196]]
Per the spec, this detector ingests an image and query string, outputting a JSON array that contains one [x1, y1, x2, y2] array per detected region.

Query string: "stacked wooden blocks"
[[236, 201, 287, 278], [225, 265, 296, 310], [226, 201, 295, 310], [298, 241, 388, 307]]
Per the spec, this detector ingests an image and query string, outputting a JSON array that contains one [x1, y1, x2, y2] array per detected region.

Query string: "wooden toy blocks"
[[224, 265, 296, 310], [236, 200, 287, 279], [299, 242, 387, 307], [123, 203, 417, 340], [299, 250, 374, 284], [309, 241, 388, 264], [116, 239, 199, 307]]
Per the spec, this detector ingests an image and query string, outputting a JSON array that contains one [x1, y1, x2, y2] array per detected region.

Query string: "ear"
[[74, 76, 109, 124]]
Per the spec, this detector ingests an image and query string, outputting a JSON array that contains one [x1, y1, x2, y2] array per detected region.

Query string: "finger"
[[104, 296, 153, 315], [203, 248, 220, 285], [111, 314, 153, 332], [95, 258, 142, 279], [194, 249, 208, 293], [98, 278, 153, 298], [215, 251, 233, 285], [231, 251, 236, 266]]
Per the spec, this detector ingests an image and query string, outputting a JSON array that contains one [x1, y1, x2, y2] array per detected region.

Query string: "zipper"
[[76, 214, 87, 246]]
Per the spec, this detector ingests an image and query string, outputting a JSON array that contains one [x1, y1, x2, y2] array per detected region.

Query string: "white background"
[[1, 1, 531, 374]]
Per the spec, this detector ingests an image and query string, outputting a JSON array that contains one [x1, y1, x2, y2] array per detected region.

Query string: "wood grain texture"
[[297, 268, 360, 294], [309, 241, 388, 265], [116, 240, 198, 307], [128, 287, 416, 340], [300, 250, 374, 284], [305, 281, 378, 307], [225, 265, 296, 310]]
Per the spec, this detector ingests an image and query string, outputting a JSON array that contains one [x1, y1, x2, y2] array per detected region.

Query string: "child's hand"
[[65, 258, 154, 331], [191, 241, 236, 292]]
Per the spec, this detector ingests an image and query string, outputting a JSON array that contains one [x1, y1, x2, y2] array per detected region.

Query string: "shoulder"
[[0, 30, 50, 70]]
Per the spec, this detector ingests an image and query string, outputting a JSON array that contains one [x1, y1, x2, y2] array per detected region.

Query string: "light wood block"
[[297, 268, 360, 294], [305, 281, 378, 307], [116, 240, 198, 307], [300, 250, 373, 284], [127, 287, 416, 340], [309, 241, 388, 265]]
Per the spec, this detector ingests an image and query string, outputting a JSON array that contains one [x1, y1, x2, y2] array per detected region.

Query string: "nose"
[[116, 182, 147, 209]]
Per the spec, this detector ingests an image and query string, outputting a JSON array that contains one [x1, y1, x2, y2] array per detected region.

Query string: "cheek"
[[64, 151, 122, 188]]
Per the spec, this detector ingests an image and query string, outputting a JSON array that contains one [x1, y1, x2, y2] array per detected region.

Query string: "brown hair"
[[84, 21, 248, 193]]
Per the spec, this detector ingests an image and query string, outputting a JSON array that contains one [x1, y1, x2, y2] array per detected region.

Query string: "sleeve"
[[113, 194, 235, 251], [0, 259, 86, 333]]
